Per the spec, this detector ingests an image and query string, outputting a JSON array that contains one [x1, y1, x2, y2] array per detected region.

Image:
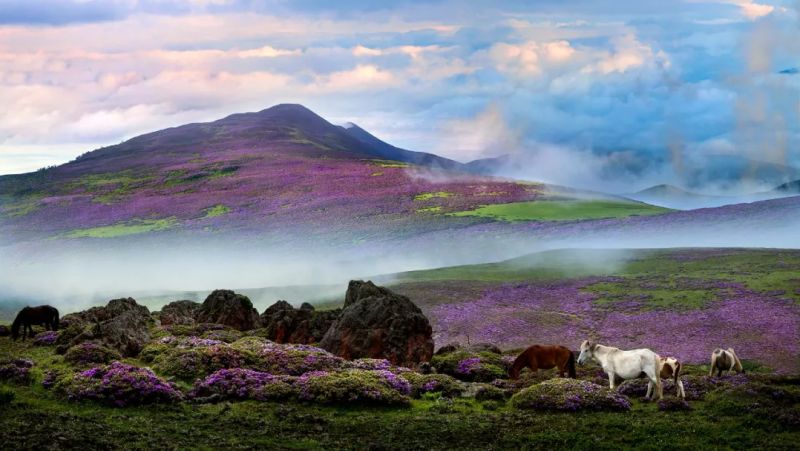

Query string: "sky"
[[0, 0, 798, 192]]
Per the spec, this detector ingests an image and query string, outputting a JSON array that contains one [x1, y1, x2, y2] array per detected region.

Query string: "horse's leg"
[[646, 381, 653, 399], [677, 380, 685, 398], [607, 371, 616, 390]]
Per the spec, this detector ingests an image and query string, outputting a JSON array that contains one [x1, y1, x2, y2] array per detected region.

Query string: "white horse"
[[577, 340, 664, 400], [646, 356, 685, 399], [709, 348, 744, 376]]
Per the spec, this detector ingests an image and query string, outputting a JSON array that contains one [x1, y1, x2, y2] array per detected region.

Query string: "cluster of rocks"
[[55, 281, 435, 367]]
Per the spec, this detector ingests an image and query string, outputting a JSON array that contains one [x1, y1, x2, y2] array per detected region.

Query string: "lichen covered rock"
[[197, 290, 260, 331]]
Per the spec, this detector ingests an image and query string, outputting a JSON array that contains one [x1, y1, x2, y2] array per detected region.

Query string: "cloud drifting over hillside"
[[0, 0, 798, 192]]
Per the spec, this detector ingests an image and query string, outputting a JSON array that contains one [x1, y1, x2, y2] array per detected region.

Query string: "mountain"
[[773, 179, 800, 194], [339, 122, 464, 170], [625, 184, 731, 210], [0, 104, 545, 245]]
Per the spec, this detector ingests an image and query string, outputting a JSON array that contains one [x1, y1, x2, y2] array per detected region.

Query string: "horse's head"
[[577, 340, 595, 365], [10, 319, 20, 341]]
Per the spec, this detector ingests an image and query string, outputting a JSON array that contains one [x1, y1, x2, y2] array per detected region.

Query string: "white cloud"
[[435, 104, 521, 161]]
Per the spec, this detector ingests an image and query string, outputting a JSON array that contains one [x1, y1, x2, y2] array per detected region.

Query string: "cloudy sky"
[[0, 0, 798, 191]]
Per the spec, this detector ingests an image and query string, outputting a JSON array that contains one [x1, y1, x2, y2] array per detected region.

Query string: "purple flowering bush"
[[57, 362, 183, 407], [0, 358, 34, 384], [403, 372, 464, 398], [431, 350, 507, 382], [347, 358, 393, 371], [295, 369, 411, 406], [189, 368, 296, 401], [64, 342, 122, 366], [252, 341, 346, 376], [151, 344, 248, 380], [32, 330, 59, 346], [511, 379, 632, 412]]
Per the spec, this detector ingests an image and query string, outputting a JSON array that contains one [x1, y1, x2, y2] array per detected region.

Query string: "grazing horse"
[[11, 305, 60, 341], [509, 344, 576, 379], [709, 348, 744, 376], [646, 356, 685, 399], [577, 340, 664, 400]]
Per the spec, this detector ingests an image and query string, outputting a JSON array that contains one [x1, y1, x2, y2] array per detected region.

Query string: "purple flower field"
[[428, 279, 799, 372]]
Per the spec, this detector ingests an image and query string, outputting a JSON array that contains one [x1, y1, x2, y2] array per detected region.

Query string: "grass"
[[203, 204, 230, 218], [449, 199, 671, 222], [414, 192, 453, 201], [416, 206, 442, 213], [0, 339, 797, 451], [62, 218, 177, 238]]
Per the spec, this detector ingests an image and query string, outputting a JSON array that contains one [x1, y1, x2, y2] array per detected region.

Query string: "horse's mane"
[[510, 348, 532, 378], [10, 310, 24, 337]]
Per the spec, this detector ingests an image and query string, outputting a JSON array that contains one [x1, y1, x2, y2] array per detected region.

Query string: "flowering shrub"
[[431, 350, 507, 382], [42, 369, 64, 389], [189, 368, 296, 401], [0, 358, 34, 384], [200, 329, 243, 343], [254, 341, 346, 376], [347, 358, 393, 371], [295, 370, 411, 406], [511, 379, 631, 412], [151, 344, 249, 380], [403, 372, 464, 398], [58, 362, 183, 407], [33, 331, 59, 346], [64, 342, 122, 366]]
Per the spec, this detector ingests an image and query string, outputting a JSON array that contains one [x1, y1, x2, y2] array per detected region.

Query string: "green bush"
[[403, 372, 464, 398], [295, 370, 411, 406], [511, 379, 631, 412], [64, 342, 122, 366], [474, 383, 506, 401], [431, 350, 507, 382]]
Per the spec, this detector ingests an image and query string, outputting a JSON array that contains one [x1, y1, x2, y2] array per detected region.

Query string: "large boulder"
[[197, 290, 260, 331], [259, 301, 339, 344], [61, 298, 152, 357], [320, 281, 433, 367], [159, 300, 201, 326]]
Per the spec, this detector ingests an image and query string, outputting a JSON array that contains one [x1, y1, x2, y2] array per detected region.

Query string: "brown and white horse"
[[509, 344, 576, 379], [646, 356, 685, 399], [709, 348, 744, 376]]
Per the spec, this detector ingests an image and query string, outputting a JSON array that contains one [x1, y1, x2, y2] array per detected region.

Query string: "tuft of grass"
[[414, 192, 453, 201], [449, 199, 671, 222], [62, 218, 177, 238], [203, 204, 230, 218], [416, 206, 442, 214]]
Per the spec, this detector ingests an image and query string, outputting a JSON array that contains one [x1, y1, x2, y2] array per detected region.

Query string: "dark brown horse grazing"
[[510, 344, 576, 379], [11, 306, 59, 341]]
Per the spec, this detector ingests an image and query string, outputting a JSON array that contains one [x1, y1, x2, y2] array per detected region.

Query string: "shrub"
[[151, 344, 249, 380], [295, 369, 411, 406], [64, 342, 122, 366], [200, 329, 243, 343], [474, 383, 506, 401], [511, 379, 631, 412], [431, 350, 508, 382], [403, 372, 464, 398], [347, 358, 393, 371], [58, 362, 183, 407], [33, 331, 59, 346], [0, 358, 34, 384], [254, 342, 346, 376], [190, 368, 296, 401]]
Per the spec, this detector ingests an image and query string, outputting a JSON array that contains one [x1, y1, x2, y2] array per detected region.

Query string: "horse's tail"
[[566, 349, 577, 378]]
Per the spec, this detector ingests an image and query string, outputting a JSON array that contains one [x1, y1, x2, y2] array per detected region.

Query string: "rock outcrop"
[[196, 290, 260, 331], [259, 300, 339, 344], [59, 298, 153, 357], [159, 300, 201, 326], [320, 280, 433, 367]]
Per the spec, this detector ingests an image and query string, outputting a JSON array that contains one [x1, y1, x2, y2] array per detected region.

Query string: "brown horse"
[[509, 344, 576, 379], [11, 305, 60, 341]]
